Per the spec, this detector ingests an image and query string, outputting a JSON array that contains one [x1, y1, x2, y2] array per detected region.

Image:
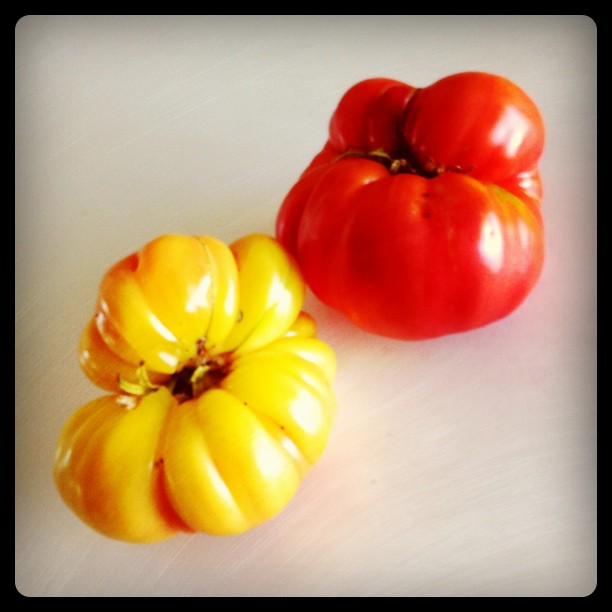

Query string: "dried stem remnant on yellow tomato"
[[55, 233, 336, 542]]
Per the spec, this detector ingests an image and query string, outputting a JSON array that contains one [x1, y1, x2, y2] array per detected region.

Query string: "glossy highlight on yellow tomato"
[[54, 234, 337, 542]]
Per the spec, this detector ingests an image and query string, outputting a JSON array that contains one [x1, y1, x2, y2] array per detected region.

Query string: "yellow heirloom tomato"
[[54, 234, 337, 542]]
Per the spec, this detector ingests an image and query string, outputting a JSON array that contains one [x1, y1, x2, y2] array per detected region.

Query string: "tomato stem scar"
[[118, 363, 160, 397], [336, 147, 447, 178]]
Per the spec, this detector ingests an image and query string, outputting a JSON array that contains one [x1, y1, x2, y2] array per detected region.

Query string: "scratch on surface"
[[145, 59, 234, 101], [41, 65, 279, 169], [151, 535, 195, 582], [105, 69, 278, 157], [45, 134, 90, 165]]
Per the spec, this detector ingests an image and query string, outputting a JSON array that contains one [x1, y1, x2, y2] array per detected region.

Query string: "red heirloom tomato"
[[55, 234, 336, 542], [276, 72, 545, 339]]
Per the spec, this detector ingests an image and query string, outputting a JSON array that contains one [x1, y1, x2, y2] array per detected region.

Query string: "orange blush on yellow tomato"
[[54, 234, 336, 543]]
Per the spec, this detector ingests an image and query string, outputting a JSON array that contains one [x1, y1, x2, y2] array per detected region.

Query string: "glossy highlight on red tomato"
[[276, 72, 545, 339]]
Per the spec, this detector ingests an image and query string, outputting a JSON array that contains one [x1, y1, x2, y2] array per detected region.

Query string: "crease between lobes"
[[214, 235, 304, 356], [222, 350, 335, 465], [93, 233, 303, 382], [60, 233, 337, 541], [103, 237, 233, 373], [162, 388, 302, 535]]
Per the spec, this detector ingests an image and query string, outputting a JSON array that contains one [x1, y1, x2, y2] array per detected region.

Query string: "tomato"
[[55, 234, 336, 542], [276, 72, 545, 339]]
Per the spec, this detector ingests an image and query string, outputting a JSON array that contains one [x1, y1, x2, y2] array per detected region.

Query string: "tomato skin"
[[276, 72, 545, 339], [53, 388, 191, 543], [329, 78, 416, 153], [402, 72, 545, 184], [56, 234, 336, 542], [310, 165, 542, 338], [163, 344, 336, 535], [80, 233, 305, 393], [78, 316, 171, 393], [94, 234, 241, 376]]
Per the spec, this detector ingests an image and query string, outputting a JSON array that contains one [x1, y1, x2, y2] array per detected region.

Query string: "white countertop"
[[15, 15, 596, 597]]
